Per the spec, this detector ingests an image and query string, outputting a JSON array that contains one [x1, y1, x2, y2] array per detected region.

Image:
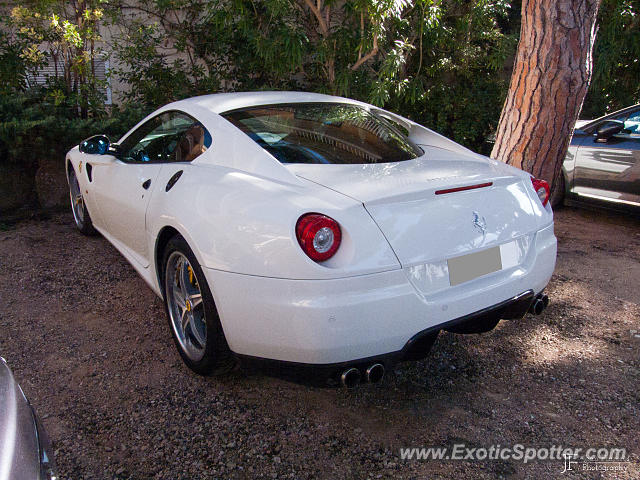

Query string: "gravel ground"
[[0, 207, 639, 479]]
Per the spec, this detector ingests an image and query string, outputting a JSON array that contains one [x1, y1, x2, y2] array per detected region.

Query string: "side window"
[[621, 110, 640, 135], [592, 109, 640, 137], [118, 111, 212, 163]]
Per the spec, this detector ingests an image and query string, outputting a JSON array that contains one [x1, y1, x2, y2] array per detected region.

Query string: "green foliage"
[[0, 2, 147, 169], [109, 0, 518, 152], [1, 0, 638, 159], [7, 0, 108, 118], [0, 89, 150, 167], [0, 22, 29, 94], [582, 0, 640, 118], [380, 0, 519, 153], [112, 22, 208, 106]]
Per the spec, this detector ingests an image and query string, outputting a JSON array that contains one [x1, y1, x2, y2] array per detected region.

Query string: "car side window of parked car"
[[621, 110, 640, 136], [585, 108, 640, 143], [118, 111, 212, 164], [602, 109, 640, 135]]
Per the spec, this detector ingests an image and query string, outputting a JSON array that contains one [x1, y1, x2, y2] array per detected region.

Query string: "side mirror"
[[79, 135, 111, 155], [595, 122, 623, 142]]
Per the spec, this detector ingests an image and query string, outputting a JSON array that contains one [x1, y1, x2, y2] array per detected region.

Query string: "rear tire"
[[68, 167, 97, 236], [162, 235, 235, 375], [550, 173, 566, 209], [402, 330, 439, 361]]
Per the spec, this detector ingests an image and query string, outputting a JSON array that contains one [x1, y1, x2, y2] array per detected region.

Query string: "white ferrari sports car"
[[66, 91, 556, 386]]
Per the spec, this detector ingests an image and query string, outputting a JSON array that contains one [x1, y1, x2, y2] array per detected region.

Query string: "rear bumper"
[[236, 290, 536, 382], [205, 223, 556, 364]]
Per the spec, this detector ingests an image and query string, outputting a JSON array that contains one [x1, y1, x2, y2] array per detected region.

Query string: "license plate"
[[448, 246, 502, 286]]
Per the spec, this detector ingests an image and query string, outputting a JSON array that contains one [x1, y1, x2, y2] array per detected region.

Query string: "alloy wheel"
[[165, 251, 207, 361], [69, 170, 85, 226]]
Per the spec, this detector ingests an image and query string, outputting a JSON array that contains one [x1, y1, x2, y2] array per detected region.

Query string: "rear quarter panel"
[[145, 159, 401, 286]]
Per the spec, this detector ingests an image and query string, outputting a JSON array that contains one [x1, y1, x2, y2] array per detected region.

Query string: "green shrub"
[[0, 89, 151, 167], [582, 0, 640, 118]]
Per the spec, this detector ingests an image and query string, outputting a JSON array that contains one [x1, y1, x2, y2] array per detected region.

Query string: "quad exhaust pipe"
[[529, 293, 549, 315], [341, 293, 549, 388], [341, 368, 361, 388], [366, 364, 385, 383], [340, 363, 385, 387]]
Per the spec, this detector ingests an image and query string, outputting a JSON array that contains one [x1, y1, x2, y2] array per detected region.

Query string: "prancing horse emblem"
[[472, 211, 487, 235]]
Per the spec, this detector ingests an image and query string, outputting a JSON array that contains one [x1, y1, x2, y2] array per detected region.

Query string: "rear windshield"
[[221, 103, 423, 164]]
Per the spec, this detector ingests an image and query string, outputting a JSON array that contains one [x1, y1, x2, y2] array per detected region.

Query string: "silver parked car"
[[0, 357, 56, 480], [559, 104, 640, 209]]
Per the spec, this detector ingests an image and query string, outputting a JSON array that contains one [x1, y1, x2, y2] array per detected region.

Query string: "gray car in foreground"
[[561, 104, 640, 209], [0, 357, 56, 480]]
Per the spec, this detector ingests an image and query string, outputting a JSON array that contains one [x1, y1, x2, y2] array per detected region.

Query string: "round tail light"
[[296, 213, 342, 262], [531, 177, 550, 207]]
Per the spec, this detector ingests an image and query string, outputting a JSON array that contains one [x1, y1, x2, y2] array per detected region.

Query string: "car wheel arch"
[[155, 226, 181, 292], [154, 225, 208, 296], [66, 158, 74, 182]]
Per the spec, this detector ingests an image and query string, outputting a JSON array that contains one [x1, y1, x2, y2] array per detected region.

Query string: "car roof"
[[165, 91, 368, 115]]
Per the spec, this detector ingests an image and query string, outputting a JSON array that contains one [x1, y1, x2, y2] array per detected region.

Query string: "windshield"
[[221, 103, 423, 164]]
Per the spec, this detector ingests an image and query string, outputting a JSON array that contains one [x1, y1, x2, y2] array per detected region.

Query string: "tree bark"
[[491, 0, 601, 194]]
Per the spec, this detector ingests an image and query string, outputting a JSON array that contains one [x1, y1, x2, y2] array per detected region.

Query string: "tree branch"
[[358, 12, 364, 60], [351, 35, 378, 70], [303, 0, 328, 35]]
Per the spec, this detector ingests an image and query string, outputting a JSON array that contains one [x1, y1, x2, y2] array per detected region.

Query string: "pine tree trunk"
[[491, 0, 601, 195]]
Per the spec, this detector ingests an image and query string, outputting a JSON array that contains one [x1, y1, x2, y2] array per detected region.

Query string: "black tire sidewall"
[[69, 168, 97, 236], [550, 173, 566, 209], [161, 235, 234, 375]]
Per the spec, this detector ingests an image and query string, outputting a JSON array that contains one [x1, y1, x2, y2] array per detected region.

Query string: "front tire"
[[162, 235, 235, 375], [68, 167, 97, 235]]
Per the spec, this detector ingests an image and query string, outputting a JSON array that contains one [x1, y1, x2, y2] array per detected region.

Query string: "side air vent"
[[86, 163, 93, 182]]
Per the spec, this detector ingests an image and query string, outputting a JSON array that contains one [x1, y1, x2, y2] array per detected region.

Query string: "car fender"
[[146, 163, 401, 288]]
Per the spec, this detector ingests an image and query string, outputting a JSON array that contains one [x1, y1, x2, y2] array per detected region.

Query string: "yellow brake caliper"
[[183, 264, 198, 313], [187, 264, 198, 309]]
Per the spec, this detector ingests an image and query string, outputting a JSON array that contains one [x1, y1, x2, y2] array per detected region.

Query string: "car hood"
[[0, 358, 40, 480]]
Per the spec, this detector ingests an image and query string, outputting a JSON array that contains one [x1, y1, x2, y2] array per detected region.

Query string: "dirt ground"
[[0, 207, 638, 480]]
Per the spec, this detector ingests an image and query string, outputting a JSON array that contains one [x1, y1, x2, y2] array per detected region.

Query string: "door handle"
[[165, 170, 183, 192], [142, 179, 151, 190]]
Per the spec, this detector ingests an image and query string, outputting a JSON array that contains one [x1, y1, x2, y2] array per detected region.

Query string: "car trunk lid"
[[287, 147, 538, 268]]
